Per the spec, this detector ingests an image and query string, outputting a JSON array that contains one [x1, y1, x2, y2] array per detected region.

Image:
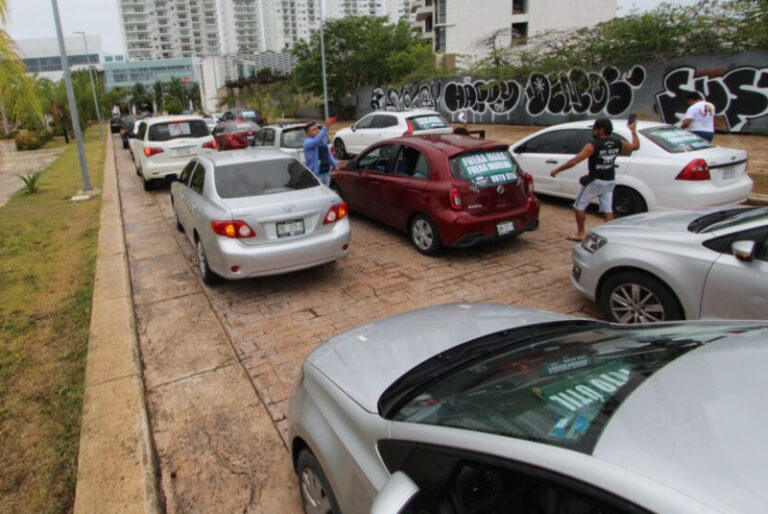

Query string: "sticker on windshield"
[[168, 123, 192, 137], [457, 151, 518, 188]]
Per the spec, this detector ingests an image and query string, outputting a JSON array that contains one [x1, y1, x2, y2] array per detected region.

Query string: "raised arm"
[[621, 121, 640, 153], [551, 143, 595, 177]]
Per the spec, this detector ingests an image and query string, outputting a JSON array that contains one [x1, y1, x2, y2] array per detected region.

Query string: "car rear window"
[[281, 128, 305, 149], [387, 322, 739, 453], [409, 115, 449, 130], [226, 121, 259, 133], [239, 110, 257, 119], [450, 150, 518, 188], [214, 159, 318, 198], [148, 120, 210, 141], [640, 126, 713, 153]]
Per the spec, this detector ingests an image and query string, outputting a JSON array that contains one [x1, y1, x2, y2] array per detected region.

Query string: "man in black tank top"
[[550, 118, 639, 241]]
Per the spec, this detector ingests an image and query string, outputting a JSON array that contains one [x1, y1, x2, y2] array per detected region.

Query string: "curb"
[[748, 193, 768, 206], [73, 136, 161, 513]]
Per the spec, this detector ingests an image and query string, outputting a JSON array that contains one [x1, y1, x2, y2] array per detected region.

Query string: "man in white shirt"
[[681, 92, 715, 142]]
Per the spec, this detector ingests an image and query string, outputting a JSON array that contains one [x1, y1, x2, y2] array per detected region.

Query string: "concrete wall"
[[356, 51, 768, 134]]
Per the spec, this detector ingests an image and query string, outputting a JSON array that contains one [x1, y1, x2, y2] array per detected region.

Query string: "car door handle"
[[545, 159, 559, 164]]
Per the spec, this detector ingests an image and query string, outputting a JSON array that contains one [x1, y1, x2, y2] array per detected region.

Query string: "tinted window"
[[179, 161, 197, 185], [395, 146, 429, 179], [281, 128, 305, 149], [136, 122, 147, 139], [189, 165, 205, 194], [409, 115, 449, 130], [214, 159, 318, 198], [148, 120, 210, 142], [641, 126, 713, 153], [354, 115, 375, 130], [703, 225, 768, 261], [373, 115, 399, 128], [357, 145, 395, 172], [450, 150, 518, 188], [521, 129, 583, 154], [261, 129, 276, 145], [387, 322, 738, 453]]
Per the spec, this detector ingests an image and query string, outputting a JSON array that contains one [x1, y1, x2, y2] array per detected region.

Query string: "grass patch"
[[0, 129, 104, 513]]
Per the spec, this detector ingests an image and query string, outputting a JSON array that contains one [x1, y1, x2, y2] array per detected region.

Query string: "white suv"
[[332, 109, 453, 158], [253, 122, 310, 164], [134, 115, 217, 190]]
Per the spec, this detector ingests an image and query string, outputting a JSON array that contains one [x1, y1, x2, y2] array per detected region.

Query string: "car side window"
[[394, 146, 429, 179], [354, 115, 375, 130], [373, 115, 399, 129], [522, 129, 583, 154], [136, 122, 147, 140], [262, 129, 276, 145], [357, 145, 395, 173], [704, 226, 768, 261], [179, 161, 197, 185], [188, 165, 205, 195], [212, 125, 224, 135]]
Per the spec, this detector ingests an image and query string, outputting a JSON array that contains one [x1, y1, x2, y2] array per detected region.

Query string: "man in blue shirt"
[[303, 120, 337, 185]]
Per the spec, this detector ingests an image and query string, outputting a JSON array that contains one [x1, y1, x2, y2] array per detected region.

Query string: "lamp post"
[[73, 31, 104, 139], [51, 0, 92, 192], [318, 0, 329, 119]]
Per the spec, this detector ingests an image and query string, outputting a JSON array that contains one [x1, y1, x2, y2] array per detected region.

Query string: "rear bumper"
[[207, 218, 351, 279], [439, 197, 540, 247], [654, 175, 753, 209]]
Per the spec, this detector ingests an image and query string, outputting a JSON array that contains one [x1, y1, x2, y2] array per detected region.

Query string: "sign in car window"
[[411, 115, 448, 130], [456, 151, 518, 188], [168, 122, 192, 137], [644, 128, 711, 152]]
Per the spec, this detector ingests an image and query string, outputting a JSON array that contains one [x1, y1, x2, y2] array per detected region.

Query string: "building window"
[[513, 0, 527, 14], [425, 14, 432, 33], [435, 26, 446, 52], [436, 0, 446, 24], [512, 22, 528, 40]]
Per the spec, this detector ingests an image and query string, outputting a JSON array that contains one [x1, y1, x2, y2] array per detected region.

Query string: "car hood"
[[591, 209, 715, 236], [307, 303, 572, 413]]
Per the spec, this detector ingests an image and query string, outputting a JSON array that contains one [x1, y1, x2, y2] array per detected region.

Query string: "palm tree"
[[153, 81, 164, 113], [37, 78, 71, 143], [130, 82, 151, 113]]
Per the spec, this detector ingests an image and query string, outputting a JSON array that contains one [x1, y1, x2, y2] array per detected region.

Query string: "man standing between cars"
[[550, 118, 639, 242], [303, 119, 337, 185], [681, 92, 716, 142]]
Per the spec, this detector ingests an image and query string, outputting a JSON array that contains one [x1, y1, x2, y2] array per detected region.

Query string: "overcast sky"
[[3, 0, 701, 55]]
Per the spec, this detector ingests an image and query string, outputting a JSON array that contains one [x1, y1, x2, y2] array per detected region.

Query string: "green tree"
[[168, 77, 185, 107], [130, 82, 152, 113], [153, 81, 165, 113], [103, 87, 129, 117], [165, 97, 183, 114], [36, 78, 71, 143], [292, 16, 434, 108]]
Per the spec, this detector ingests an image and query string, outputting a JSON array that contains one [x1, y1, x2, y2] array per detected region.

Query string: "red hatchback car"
[[331, 135, 540, 255], [212, 120, 260, 150]]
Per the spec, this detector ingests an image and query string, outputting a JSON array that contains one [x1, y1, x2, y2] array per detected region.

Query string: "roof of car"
[[199, 148, 294, 167], [262, 122, 309, 130], [144, 115, 204, 125], [385, 134, 509, 156], [528, 119, 667, 132]]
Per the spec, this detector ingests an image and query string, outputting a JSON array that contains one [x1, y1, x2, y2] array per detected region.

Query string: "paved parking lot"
[[115, 136, 603, 512]]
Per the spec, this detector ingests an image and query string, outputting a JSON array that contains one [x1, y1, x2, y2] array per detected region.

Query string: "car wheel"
[[142, 174, 153, 191], [297, 449, 341, 514], [410, 214, 443, 256], [196, 238, 219, 286], [599, 271, 683, 324], [122, 139, 129, 149], [612, 186, 647, 217], [333, 138, 348, 160]]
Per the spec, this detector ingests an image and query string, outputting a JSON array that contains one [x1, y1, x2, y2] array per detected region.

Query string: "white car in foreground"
[[332, 109, 453, 158], [510, 120, 752, 216], [134, 115, 217, 190]]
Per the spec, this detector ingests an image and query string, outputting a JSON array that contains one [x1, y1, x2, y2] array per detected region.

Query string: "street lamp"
[[73, 31, 104, 139], [319, 0, 329, 119]]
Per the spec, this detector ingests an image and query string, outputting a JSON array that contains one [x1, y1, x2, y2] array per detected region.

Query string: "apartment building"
[[412, 0, 616, 61]]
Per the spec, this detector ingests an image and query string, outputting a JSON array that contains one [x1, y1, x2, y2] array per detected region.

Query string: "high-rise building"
[[15, 36, 103, 81], [218, 0, 262, 54]]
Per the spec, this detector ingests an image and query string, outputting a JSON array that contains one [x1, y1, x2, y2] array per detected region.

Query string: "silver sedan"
[[571, 206, 768, 322], [288, 303, 768, 514], [171, 149, 350, 284]]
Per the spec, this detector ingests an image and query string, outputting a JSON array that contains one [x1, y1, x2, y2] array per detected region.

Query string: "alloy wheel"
[[411, 219, 434, 251], [609, 283, 666, 323], [300, 468, 332, 514]]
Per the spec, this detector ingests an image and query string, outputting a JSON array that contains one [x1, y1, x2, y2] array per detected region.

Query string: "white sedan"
[[510, 120, 752, 216]]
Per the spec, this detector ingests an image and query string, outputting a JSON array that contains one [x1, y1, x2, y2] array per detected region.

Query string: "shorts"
[[574, 179, 615, 212], [691, 130, 714, 142], [317, 172, 330, 186]]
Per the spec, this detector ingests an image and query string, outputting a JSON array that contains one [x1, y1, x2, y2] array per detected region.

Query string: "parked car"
[[253, 122, 310, 164], [109, 115, 123, 134], [128, 118, 148, 161], [170, 150, 350, 284], [211, 120, 260, 151], [510, 120, 752, 217], [133, 115, 217, 190], [571, 205, 768, 323], [203, 116, 217, 132], [119, 116, 135, 149], [289, 303, 768, 514], [330, 134, 539, 255], [332, 109, 453, 159], [220, 108, 265, 125]]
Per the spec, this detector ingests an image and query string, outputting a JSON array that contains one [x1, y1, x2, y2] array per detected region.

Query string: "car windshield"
[[450, 149, 518, 188], [214, 159, 318, 198], [148, 120, 209, 141], [640, 126, 713, 153], [688, 207, 768, 233], [386, 322, 747, 453], [409, 115, 449, 130], [281, 128, 305, 149]]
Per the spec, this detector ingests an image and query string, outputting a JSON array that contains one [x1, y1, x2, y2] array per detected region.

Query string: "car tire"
[[612, 186, 647, 217], [410, 214, 443, 256], [122, 139, 129, 149], [142, 174, 153, 191], [196, 238, 219, 286], [599, 271, 683, 324], [296, 449, 341, 514], [333, 138, 348, 160]]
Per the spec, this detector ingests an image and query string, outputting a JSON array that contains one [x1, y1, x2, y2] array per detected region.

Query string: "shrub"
[[14, 131, 48, 151], [16, 171, 46, 194]]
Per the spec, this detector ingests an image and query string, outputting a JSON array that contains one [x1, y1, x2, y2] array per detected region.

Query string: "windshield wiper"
[[687, 207, 750, 233]]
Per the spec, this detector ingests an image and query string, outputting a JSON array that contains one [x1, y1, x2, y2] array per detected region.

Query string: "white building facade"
[[15, 35, 103, 81]]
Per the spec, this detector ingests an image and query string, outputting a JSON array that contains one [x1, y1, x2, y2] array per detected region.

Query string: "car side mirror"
[[732, 240, 756, 261], [370, 472, 420, 514], [351, 125, 356, 132]]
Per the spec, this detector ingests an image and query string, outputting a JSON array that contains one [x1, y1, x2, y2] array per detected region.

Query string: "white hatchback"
[[510, 120, 753, 216], [134, 115, 217, 191], [332, 109, 453, 158]]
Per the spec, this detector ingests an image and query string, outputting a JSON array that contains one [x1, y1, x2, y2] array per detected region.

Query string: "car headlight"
[[581, 232, 607, 253]]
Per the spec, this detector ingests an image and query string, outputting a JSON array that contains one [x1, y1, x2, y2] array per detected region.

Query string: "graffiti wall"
[[356, 51, 768, 134]]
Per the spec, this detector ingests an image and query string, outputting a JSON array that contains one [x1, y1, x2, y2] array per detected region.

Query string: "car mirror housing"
[[370, 472, 420, 514], [732, 240, 756, 261], [351, 125, 356, 132]]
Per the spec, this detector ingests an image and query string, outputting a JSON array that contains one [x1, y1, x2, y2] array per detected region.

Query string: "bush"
[[3, 129, 19, 140], [14, 131, 50, 151]]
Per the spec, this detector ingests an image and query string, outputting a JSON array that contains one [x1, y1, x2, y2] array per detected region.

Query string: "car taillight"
[[525, 173, 535, 196], [202, 140, 217, 149], [449, 188, 463, 211], [211, 220, 256, 239], [403, 119, 414, 137], [120, 128, 125, 136], [323, 202, 348, 224], [676, 159, 710, 181], [143, 147, 164, 157]]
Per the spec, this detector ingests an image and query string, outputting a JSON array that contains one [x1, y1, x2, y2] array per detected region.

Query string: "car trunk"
[[692, 146, 748, 186]]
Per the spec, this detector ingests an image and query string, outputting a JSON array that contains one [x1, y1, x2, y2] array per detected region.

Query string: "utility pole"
[[319, 0, 329, 119], [74, 31, 104, 139], [51, 0, 93, 192]]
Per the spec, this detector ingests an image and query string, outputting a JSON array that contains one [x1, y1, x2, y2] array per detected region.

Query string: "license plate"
[[496, 220, 515, 235], [277, 219, 304, 237], [723, 167, 736, 179], [174, 147, 192, 156]]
